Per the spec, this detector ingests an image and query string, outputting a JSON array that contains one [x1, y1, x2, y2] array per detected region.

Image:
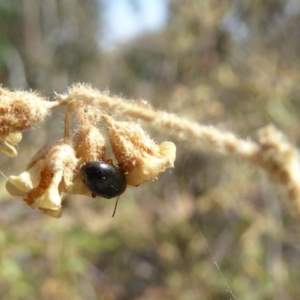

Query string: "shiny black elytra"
[[80, 161, 127, 199]]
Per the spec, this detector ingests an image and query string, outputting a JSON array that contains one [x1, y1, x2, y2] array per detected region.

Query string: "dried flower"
[[102, 115, 176, 186], [6, 140, 78, 218], [73, 125, 106, 163], [0, 87, 50, 156], [70, 125, 107, 197]]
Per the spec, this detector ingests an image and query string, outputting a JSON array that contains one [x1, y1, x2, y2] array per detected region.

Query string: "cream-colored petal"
[[5, 181, 27, 197], [0, 142, 18, 157], [34, 170, 63, 209], [159, 142, 176, 167], [40, 208, 62, 218], [5, 132, 22, 145], [126, 153, 169, 186], [125, 142, 176, 186], [8, 160, 44, 192]]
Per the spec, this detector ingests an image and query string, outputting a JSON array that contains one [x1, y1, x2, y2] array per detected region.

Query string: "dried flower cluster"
[[1, 85, 176, 218], [2, 84, 300, 219]]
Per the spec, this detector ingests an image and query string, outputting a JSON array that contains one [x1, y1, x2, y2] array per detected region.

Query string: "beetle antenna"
[[112, 196, 121, 217]]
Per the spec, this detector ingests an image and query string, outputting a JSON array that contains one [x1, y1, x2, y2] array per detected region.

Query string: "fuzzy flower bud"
[[73, 125, 106, 163], [0, 87, 50, 156], [6, 140, 78, 218], [70, 125, 107, 197], [102, 115, 176, 186]]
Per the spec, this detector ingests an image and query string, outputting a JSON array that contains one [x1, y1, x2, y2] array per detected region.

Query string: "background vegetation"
[[1, 0, 300, 299]]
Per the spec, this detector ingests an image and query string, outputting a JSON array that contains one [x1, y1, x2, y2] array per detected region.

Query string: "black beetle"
[[80, 161, 127, 199]]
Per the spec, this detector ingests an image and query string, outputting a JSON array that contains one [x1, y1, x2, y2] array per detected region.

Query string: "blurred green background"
[[1, 0, 300, 299]]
